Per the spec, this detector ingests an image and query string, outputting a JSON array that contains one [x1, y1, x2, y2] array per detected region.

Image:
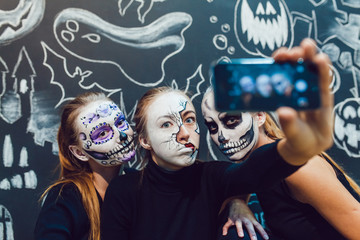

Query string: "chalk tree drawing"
[[54, 9, 192, 87], [0, 0, 45, 46], [118, 0, 166, 23]]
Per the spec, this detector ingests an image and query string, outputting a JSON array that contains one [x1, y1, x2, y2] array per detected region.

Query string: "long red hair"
[[40, 92, 110, 240]]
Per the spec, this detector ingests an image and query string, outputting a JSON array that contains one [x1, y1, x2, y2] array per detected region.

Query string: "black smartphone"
[[212, 58, 320, 112]]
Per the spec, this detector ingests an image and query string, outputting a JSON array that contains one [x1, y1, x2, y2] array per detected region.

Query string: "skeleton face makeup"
[[75, 100, 135, 166], [201, 91, 259, 162], [144, 92, 200, 171]]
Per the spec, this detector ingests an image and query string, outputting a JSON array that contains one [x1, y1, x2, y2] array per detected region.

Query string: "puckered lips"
[[185, 143, 195, 150]]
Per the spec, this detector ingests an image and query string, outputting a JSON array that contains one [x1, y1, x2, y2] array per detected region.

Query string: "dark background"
[[0, 0, 359, 239]]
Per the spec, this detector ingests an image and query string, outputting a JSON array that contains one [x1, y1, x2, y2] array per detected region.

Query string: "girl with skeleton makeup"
[[201, 39, 360, 240], [101, 40, 334, 240], [34, 92, 135, 240]]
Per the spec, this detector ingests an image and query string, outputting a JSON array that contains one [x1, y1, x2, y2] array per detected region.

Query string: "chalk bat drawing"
[[0, 0, 45, 46], [41, 41, 120, 108], [53, 8, 192, 87], [0, 205, 14, 240], [118, 0, 166, 23], [183, 64, 206, 101], [234, 0, 294, 57], [0, 135, 37, 190]]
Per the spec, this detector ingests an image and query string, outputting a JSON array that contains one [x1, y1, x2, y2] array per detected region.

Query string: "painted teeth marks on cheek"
[[105, 136, 135, 159], [219, 118, 255, 155]]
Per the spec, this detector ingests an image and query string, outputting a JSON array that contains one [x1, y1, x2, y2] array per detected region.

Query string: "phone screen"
[[212, 59, 320, 111]]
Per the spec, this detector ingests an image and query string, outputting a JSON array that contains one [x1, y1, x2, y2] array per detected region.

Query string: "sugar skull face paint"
[[144, 92, 200, 171], [76, 100, 135, 166], [201, 91, 259, 162]]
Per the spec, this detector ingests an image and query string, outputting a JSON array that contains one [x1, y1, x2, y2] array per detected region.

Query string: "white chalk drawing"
[[0, 47, 35, 124], [340, 0, 360, 8], [0, 0, 45, 46], [53, 8, 192, 87], [213, 34, 228, 50], [183, 64, 206, 101], [41, 41, 119, 108], [0, 135, 37, 190], [0, 205, 14, 240], [118, 0, 166, 23], [234, 0, 294, 57], [333, 66, 360, 157]]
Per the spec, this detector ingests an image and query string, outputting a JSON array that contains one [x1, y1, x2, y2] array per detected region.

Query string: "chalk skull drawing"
[[0, 0, 45, 45], [234, 0, 293, 57]]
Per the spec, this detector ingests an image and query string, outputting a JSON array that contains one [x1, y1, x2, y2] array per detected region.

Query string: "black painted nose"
[[119, 132, 127, 141]]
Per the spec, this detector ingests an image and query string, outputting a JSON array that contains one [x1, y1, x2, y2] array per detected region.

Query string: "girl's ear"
[[69, 145, 90, 162], [256, 112, 266, 127], [139, 135, 152, 150]]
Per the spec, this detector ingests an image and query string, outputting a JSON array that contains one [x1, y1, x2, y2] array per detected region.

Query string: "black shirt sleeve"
[[209, 141, 302, 200], [34, 183, 90, 240]]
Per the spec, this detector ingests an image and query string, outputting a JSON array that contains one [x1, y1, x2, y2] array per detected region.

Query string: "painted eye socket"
[[204, 120, 218, 134], [223, 115, 242, 128], [90, 125, 114, 144], [115, 115, 129, 132]]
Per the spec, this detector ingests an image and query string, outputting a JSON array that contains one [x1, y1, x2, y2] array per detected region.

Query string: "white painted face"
[[144, 92, 200, 171], [201, 91, 259, 162], [256, 74, 272, 98], [75, 100, 135, 166]]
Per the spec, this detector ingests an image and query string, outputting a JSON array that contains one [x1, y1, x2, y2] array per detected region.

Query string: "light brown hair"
[[40, 92, 110, 240]]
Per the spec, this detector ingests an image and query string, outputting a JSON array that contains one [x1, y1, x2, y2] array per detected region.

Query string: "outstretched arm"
[[273, 38, 334, 166], [285, 155, 360, 240]]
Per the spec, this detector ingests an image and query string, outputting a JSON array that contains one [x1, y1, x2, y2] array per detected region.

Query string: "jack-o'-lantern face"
[[234, 0, 293, 57], [334, 99, 360, 157], [0, 0, 45, 45]]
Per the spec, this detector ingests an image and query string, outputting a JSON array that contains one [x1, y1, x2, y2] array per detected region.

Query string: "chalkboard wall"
[[0, 0, 359, 239]]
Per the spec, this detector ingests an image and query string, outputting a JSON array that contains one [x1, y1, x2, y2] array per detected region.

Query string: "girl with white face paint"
[[202, 39, 360, 240], [101, 48, 335, 240], [34, 92, 135, 240]]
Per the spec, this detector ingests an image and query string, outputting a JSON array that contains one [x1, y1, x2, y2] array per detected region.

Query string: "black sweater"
[[101, 142, 301, 240], [34, 183, 102, 240]]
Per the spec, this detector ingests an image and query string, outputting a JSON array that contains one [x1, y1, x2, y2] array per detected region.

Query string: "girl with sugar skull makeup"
[[101, 40, 335, 240], [201, 39, 360, 240], [34, 92, 135, 240]]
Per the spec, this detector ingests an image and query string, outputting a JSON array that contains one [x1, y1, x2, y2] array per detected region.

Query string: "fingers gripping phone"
[[212, 58, 320, 112]]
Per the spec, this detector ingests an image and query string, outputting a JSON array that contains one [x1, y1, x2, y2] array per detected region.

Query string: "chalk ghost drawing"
[[0, 0, 45, 46], [234, 0, 294, 57], [54, 9, 192, 87], [118, 0, 166, 23]]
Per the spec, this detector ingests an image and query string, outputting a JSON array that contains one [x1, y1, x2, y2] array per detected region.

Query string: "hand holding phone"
[[212, 58, 320, 112]]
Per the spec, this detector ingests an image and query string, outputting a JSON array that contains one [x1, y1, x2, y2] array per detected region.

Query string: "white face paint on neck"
[[145, 92, 200, 171], [75, 100, 135, 166], [201, 92, 259, 162]]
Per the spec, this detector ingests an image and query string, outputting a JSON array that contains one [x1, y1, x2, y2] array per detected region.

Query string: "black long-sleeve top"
[[34, 183, 102, 240], [101, 141, 301, 240]]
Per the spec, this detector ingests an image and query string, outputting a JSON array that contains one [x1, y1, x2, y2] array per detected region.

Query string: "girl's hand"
[[223, 198, 269, 240], [273, 38, 334, 165]]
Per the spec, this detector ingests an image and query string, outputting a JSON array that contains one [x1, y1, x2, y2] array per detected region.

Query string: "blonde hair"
[[40, 92, 110, 240], [263, 113, 360, 195]]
